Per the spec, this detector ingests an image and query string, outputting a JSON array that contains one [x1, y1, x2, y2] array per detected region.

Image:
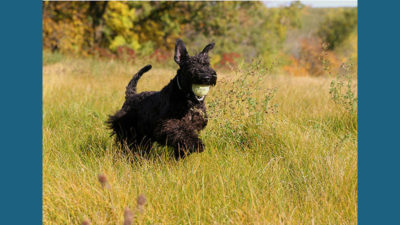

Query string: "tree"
[[317, 8, 357, 50]]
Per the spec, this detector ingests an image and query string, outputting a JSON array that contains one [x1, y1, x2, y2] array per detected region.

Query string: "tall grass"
[[43, 54, 357, 224]]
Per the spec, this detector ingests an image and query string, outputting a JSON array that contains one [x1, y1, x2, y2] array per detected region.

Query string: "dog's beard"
[[192, 84, 210, 101]]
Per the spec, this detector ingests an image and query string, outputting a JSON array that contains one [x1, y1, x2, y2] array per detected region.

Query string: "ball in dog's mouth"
[[192, 84, 210, 101]]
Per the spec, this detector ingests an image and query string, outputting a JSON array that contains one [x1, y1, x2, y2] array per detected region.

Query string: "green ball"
[[192, 84, 210, 97]]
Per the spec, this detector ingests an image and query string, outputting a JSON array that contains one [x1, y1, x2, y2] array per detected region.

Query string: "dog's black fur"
[[107, 39, 217, 158]]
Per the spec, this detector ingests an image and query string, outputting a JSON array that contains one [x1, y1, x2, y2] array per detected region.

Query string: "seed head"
[[123, 207, 134, 225], [137, 194, 146, 207], [81, 219, 91, 225], [97, 173, 110, 189], [136, 194, 146, 213]]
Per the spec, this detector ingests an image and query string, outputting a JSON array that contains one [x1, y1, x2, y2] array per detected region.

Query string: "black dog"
[[107, 39, 217, 158]]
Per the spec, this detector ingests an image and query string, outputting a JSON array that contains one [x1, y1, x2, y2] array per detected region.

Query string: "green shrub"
[[317, 8, 357, 50], [329, 63, 357, 113]]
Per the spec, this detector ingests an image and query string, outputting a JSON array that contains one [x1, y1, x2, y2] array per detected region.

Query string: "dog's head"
[[174, 39, 217, 102]]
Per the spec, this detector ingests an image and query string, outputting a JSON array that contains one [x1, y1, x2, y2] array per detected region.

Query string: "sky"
[[263, 0, 358, 8]]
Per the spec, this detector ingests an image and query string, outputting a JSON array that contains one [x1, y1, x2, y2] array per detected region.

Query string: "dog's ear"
[[174, 39, 189, 64], [201, 42, 215, 55]]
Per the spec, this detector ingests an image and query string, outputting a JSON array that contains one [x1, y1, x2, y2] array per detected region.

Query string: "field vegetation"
[[43, 53, 357, 224]]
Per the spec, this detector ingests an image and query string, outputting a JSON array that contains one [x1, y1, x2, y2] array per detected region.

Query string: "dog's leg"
[[135, 136, 153, 156], [155, 119, 204, 158]]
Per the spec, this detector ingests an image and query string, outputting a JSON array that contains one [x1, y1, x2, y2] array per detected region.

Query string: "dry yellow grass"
[[43, 56, 357, 224]]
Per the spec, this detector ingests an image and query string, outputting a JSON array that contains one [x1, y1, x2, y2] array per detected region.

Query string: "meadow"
[[43, 54, 357, 224]]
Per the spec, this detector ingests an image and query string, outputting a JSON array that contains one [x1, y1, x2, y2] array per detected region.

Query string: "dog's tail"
[[125, 64, 152, 99]]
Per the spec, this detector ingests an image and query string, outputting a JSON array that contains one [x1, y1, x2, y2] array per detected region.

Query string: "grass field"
[[43, 55, 357, 224]]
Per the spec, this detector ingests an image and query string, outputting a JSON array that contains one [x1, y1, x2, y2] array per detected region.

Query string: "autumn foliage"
[[284, 38, 341, 76], [43, 1, 357, 76]]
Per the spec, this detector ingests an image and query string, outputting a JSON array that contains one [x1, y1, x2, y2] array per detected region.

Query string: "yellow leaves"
[[129, 39, 141, 51], [104, 2, 140, 52], [105, 2, 135, 32], [109, 36, 126, 51], [109, 35, 140, 52], [42, 2, 91, 54], [210, 54, 221, 68]]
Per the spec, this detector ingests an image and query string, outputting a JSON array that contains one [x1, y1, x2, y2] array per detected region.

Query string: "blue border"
[[359, 0, 400, 224], [0, 1, 42, 224]]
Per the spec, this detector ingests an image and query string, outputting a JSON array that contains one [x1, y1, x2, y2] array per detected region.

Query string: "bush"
[[329, 63, 357, 113], [283, 38, 340, 76], [317, 8, 357, 50]]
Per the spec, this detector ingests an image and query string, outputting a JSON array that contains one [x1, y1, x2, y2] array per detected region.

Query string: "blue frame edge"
[[0, 1, 42, 224]]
